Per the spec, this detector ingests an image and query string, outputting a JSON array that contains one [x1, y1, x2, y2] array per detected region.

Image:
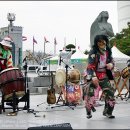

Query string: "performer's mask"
[[97, 40, 106, 50]]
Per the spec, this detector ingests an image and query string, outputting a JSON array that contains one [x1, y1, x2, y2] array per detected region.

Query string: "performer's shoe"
[[86, 111, 92, 119], [87, 114, 92, 119], [103, 113, 115, 118]]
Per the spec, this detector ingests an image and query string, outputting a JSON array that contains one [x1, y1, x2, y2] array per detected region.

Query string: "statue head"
[[96, 11, 109, 22]]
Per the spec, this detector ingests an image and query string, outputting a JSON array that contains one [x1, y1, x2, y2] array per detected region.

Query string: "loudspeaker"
[[27, 123, 73, 130]]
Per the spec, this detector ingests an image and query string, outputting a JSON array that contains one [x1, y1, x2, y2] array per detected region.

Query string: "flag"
[[33, 36, 37, 44], [54, 37, 57, 45], [22, 36, 27, 41], [44, 36, 49, 43]]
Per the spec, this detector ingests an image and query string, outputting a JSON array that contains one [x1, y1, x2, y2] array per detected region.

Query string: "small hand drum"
[[55, 68, 66, 87], [121, 67, 130, 79]]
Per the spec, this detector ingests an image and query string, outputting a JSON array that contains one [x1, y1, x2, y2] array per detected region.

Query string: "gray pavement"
[[0, 91, 130, 129]]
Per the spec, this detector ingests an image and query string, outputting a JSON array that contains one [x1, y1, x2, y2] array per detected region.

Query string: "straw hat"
[[0, 37, 12, 48], [55, 69, 66, 87]]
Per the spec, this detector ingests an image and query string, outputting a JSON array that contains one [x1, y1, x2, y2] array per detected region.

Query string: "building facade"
[[117, 1, 130, 32]]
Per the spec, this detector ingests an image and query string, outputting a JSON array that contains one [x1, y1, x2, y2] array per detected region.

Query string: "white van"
[[35, 65, 48, 76], [27, 65, 39, 72]]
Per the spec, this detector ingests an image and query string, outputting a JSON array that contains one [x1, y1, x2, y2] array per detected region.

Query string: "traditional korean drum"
[[55, 67, 66, 87], [62, 84, 82, 104], [0, 68, 25, 100], [68, 69, 81, 84]]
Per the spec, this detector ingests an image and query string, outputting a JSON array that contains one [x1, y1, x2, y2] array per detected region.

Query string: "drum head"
[[68, 69, 80, 84], [55, 69, 66, 87], [0, 67, 19, 74]]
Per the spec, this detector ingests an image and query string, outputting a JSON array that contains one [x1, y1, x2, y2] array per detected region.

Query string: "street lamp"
[[7, 13, 15, 27], [7, 13, 15, 36], [7, 13, 15, 66]]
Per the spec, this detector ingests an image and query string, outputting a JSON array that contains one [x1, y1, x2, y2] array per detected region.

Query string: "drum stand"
[[51, 57, 76, 110], [125, 78, 130, 101], [125, 61, 130, 101]]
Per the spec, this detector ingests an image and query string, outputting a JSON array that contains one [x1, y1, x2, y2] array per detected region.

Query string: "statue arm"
[[101, 23, 114, 37]]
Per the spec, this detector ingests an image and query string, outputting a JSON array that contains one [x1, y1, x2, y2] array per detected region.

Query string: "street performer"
[[85, 34, 115, 119], [0, 36, 13, 72]]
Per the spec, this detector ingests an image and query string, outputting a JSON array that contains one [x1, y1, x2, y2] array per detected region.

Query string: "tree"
[[66, 44, 76, 54], [110, 22, 130, 56], [84, 49, 89, 55]]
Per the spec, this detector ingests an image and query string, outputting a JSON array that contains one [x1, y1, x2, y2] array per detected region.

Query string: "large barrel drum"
[[0, 68, 25, 100]]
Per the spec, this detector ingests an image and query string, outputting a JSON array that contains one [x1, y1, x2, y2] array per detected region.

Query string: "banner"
[[22, 36, 27, 41]]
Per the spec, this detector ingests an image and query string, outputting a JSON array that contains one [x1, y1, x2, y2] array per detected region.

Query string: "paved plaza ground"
[[0, 91, 130, 129]]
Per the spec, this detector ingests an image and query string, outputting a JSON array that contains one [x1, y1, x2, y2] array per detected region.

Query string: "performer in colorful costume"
[[0, 37, 13, 72], [85, 35, 115, 119]]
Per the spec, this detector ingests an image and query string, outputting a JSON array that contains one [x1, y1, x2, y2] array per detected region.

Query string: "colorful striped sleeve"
[[6, 50, 13, 68]]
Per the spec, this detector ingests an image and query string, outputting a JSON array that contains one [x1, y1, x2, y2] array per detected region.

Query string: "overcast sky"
[[0, 1, 118, 55]]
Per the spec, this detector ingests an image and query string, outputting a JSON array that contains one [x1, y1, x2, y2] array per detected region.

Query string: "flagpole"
[[33, 43, 34, 56], [32, 36, 37, 65], [33, 42, 34, 64], [64, 37, 66, 50], [54, 44, 56, 55], [43, 40, 46, 66], [75, 38, 76, 48], [44, 41, 45, 56], [54, 38, 57, 55]]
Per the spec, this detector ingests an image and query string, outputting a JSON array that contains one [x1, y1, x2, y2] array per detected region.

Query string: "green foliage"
[[84, 49, 89, 55], [110, 22, 130, 56], [66, 44, 75, 49], [66, 44, 76, 54]]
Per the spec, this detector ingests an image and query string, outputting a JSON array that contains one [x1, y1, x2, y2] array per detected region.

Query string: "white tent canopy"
[[71, 48, 88, 64], [49, 55, 59, 65], [71, 49, 88, 59], [50, 55, 59, 60], [112, 46, 130, 63]]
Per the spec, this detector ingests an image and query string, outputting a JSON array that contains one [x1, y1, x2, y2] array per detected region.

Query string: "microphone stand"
[[36, 57, 52, 107], [22, 57, 34, 113], [51, 56, 76, 110]]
